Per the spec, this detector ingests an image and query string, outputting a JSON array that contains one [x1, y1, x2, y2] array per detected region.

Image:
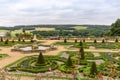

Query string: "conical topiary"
[[12, 39, 14, 43], [90, 62, 98, 76], [38, 52, 45, 64], [83, 39, 85, 43], [79, 46, 85, 60], [64, 38, 67, 43], [18, 38, 21, 42], [75, 39, 77, 43], [66, 56, 72, 67], [94, 39, 97, 43], [4, 39, 8, 44], [79, 41, 83, 46], [102, 39, 105, 43], [115, 38, 118, 42], [0, 37, 3, 42]]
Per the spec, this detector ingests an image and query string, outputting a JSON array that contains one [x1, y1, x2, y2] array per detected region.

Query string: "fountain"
[[11, 35, 57, 53]]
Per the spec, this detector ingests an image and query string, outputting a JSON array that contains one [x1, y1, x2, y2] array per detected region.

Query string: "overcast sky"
[[0, 0, 120, 26]]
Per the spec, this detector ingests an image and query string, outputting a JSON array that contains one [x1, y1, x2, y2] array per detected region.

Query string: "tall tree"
[[110, 19, 120, 36]]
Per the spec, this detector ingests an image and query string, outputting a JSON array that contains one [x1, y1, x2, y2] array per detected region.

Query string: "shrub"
[[18, 38, 21, 42], [0, 37, 3, 42], [75, 39, 77, 43], [79, 46, 85, 60], [66, 56, 72, 67], [4, 39, 9, 44], [102, 39, 105, 43], [37, 52, 45, 64], [115, 38, 118, 42], [79, 41, 83, 46], [64, 39, 67, 43], [90, 62, 98, 77], [94, 39, 97, 43]]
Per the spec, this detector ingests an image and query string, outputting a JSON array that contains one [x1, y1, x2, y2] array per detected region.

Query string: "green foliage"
[[115, 38, 118, 42], [79, 41, 83, 46], [0, 37, 3, 42], [12, 39, 14, 43], [18, 38, 21, 42], [64, 38, 67, 43], [102, 39, 105, 43], [66, 56, 72, 67], [79, 46, 85, 60], [83, 39, 85, 42], [110, 18, 120, 36], [90, 62, 98, 77], [4, 39, 9, 44], [22, 39, 25, 42], [75, 39, 77, 43], [30, 39, 34, 43], [38, 52, 45, 64], [94, 39, 97, 43]]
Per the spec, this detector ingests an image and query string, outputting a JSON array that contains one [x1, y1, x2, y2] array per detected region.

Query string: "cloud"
[[0, 0, 120, 26]]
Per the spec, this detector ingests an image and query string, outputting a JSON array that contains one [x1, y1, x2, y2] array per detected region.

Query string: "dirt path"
[[0, 40, 120, 80]]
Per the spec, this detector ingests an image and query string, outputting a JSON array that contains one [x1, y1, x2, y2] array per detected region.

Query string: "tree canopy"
[[110, 18, 120, 36]]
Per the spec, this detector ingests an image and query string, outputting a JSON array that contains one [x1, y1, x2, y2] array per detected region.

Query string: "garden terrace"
[[54, 41, 120, 49]]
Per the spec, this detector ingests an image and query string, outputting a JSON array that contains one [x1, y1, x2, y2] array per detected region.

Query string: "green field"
[[73, 26, 88, 30]]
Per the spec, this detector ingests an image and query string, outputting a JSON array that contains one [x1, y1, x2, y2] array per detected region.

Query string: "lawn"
[[73, 26, 88, 30], [0, 30, 9, 32], [35, 28, 55, 31]]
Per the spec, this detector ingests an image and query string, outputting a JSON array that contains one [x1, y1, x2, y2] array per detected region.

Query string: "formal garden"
[[54, 39, 120, 49], [0, 39, 119, 80], [0, 19, 120, 80]]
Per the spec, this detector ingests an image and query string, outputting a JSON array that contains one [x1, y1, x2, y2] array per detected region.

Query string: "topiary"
[[66, 56, 73, 67], [115, 38, 118, 42], [4, 39, 9, 44], [18, 38, 21, 42], [79, 46, 85, 60], [90, 62, 98, 77], [12, 39, 14, 43], [75, 39, 77, 43], [102, 39, 105, 43], [64, 38, 67, 43], [83, 39, 85, 43], [37, 52, 45, 64], [94, 39, 97, 43], [22, 39, 25, 42], [0, 37, 3, 42], [79, 40, 83, 46]]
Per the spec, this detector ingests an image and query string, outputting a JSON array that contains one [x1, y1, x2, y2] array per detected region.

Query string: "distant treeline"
[[0, 24, 110, 30], [0, 24, 110, 37]]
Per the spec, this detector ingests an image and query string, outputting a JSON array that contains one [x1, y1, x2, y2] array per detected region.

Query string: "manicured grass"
[[0, 54, 9, 60], [0, 30, 9, 32], [0, 41, 34, 46]]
